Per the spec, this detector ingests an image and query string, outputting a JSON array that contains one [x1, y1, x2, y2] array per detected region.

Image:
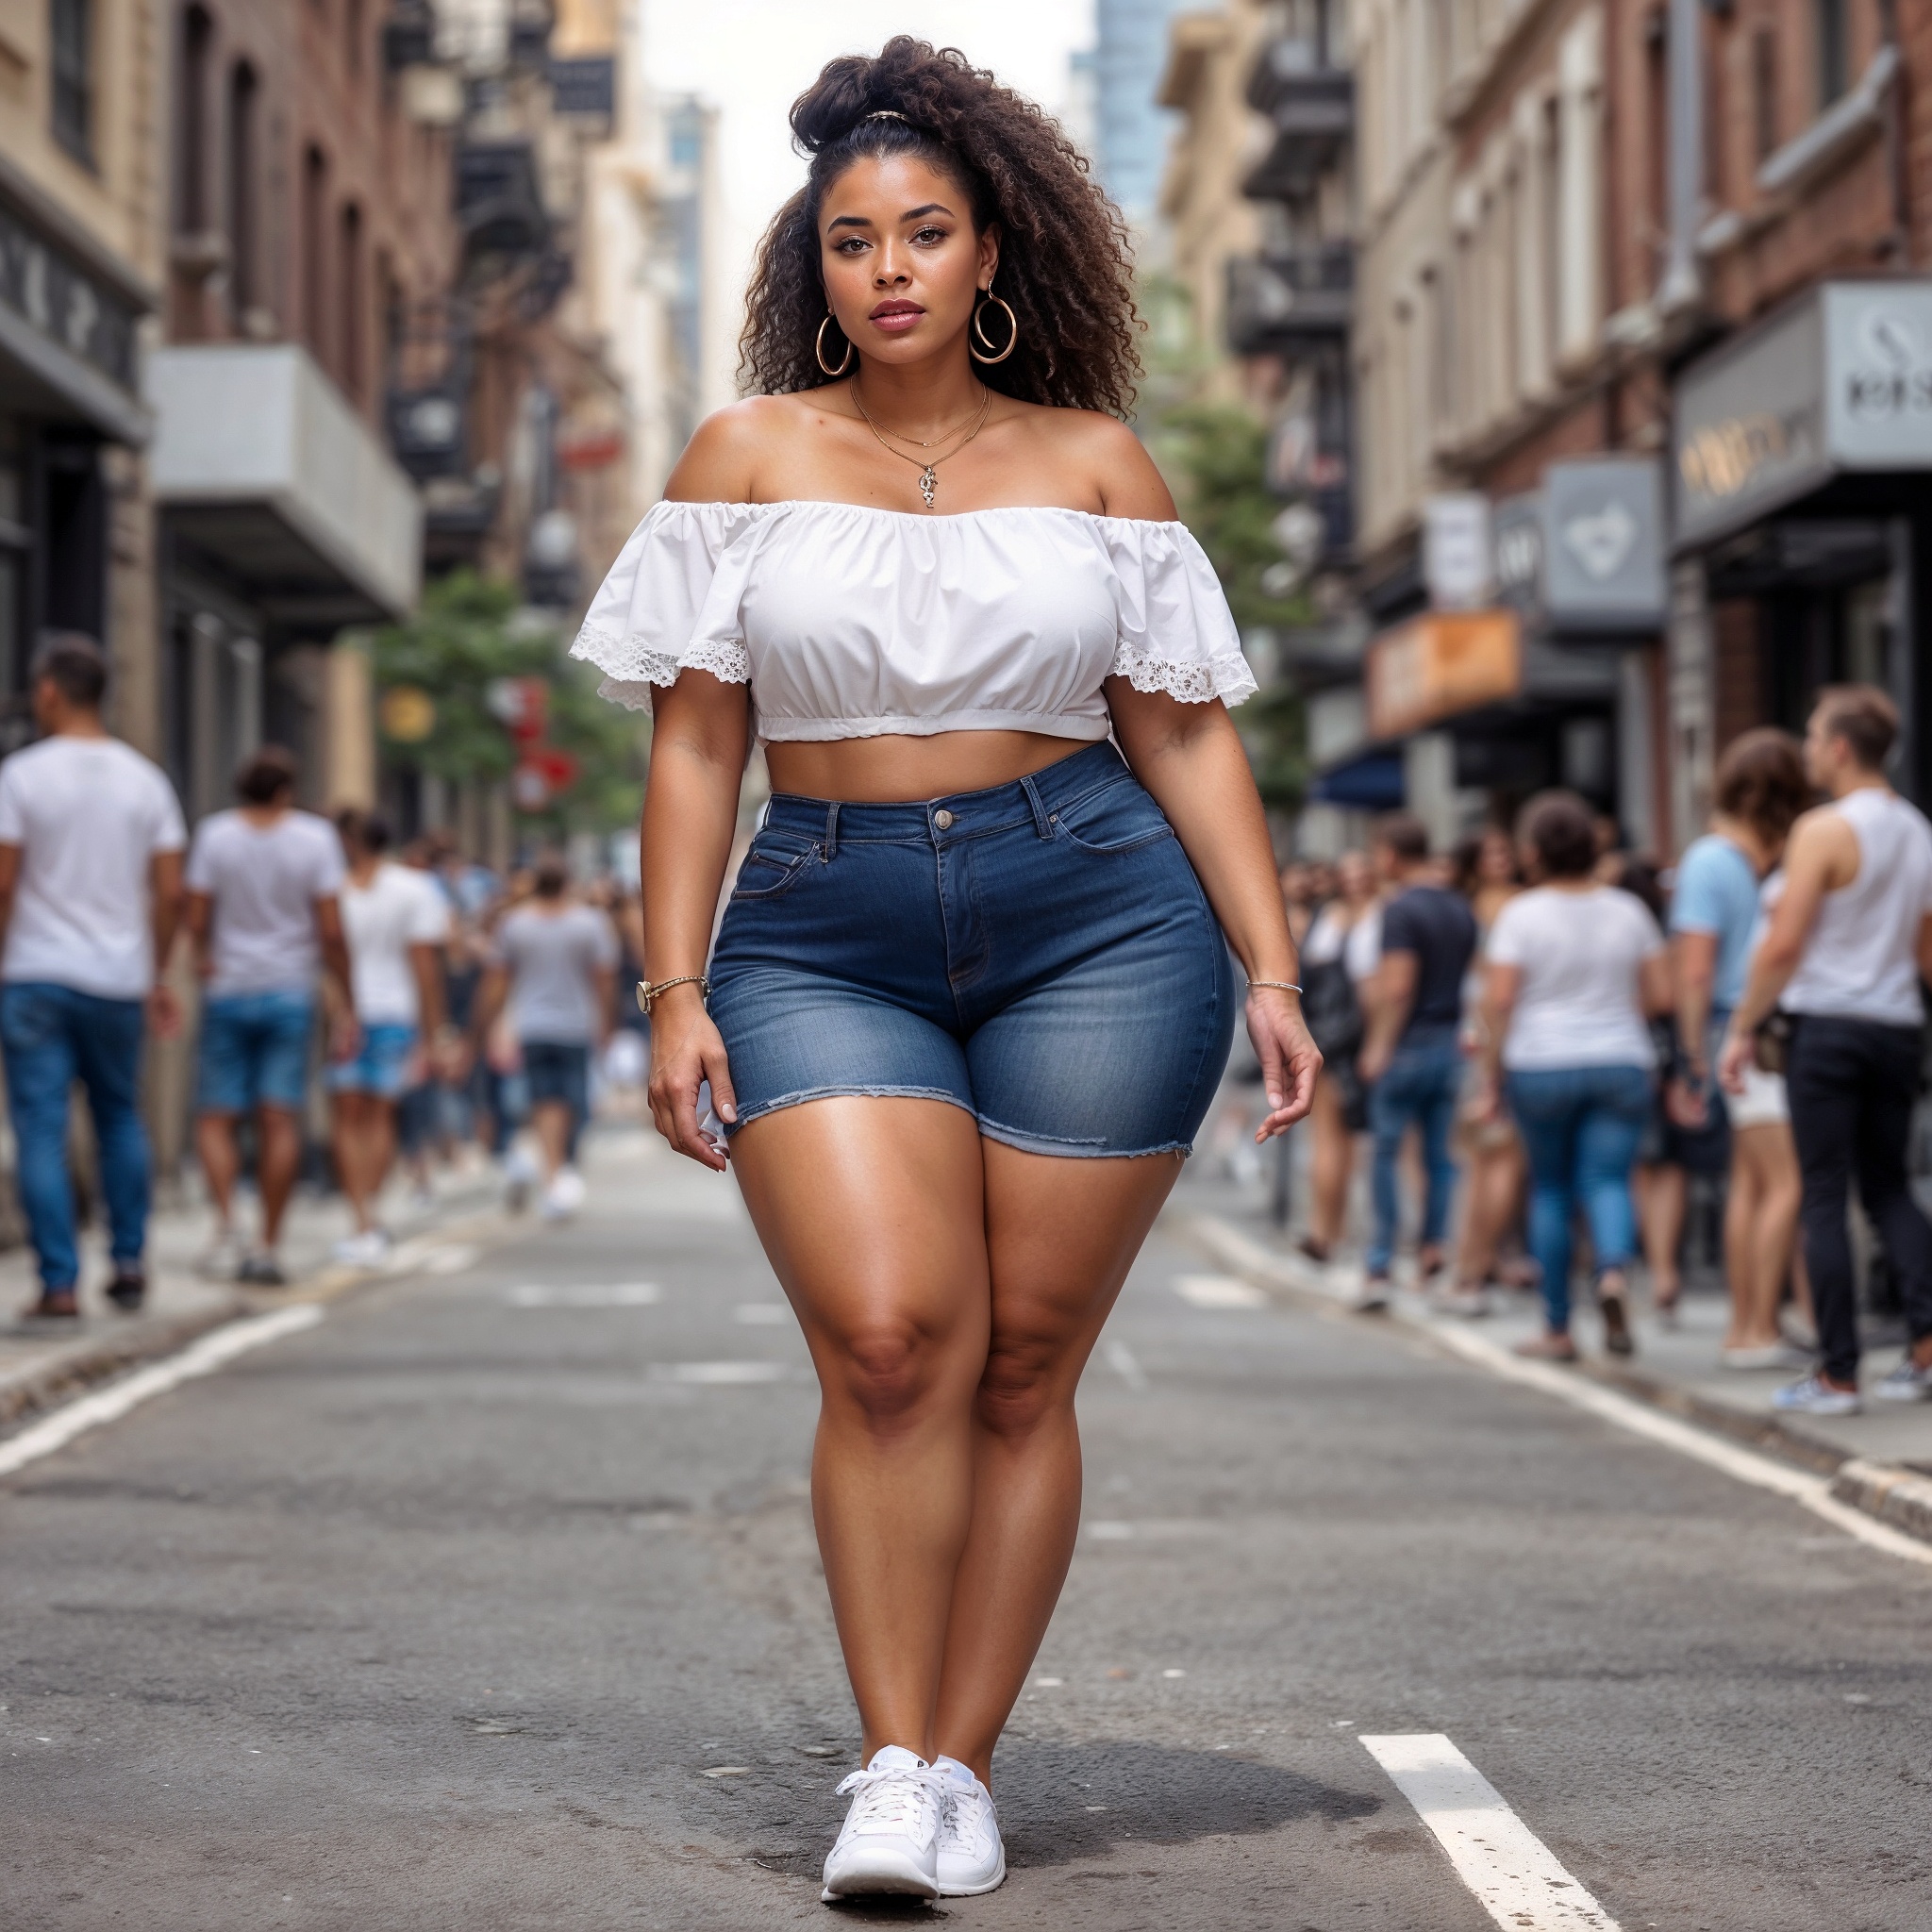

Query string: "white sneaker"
[[1771, 1373, 1861, 1416], [934, 1757, 1006, 1896], [196, 1228, 242, 1281], [820, 1745, 942, 1902], [1875, 1357, 1932, 1402], [332, 1228, 391, 1270], [540, 1168, 587, 1222]]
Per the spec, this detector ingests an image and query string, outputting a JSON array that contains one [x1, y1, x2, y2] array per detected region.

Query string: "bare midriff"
[[763, 729, 1083, 804]]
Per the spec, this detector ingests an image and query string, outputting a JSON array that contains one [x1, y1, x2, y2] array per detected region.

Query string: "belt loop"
[[824, 801, 840, 861], [1020, 773, 1053, 839]]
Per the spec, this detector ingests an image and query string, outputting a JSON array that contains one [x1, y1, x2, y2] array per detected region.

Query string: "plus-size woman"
[[574, 40, 1319, 1904]]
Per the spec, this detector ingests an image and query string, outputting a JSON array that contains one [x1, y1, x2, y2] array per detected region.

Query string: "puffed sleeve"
[[1098, 519, 1258, 708], [570, 500, 762, 711]]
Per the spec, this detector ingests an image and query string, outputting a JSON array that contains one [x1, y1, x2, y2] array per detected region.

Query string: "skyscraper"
[[1092, 0, 1196, 228]]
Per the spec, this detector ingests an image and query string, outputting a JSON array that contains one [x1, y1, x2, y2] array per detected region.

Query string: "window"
[[175, 7, 213, 236], [340, 203, 364, 400], [51, 0, 94, 162], [303, 146, 328, 366], [1817, 0, 1848, 108], [1753, 27, 1778, 162], [226, 62, 258, 318]]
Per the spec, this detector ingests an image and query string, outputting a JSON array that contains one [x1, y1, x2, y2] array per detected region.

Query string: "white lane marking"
[[733, 1303, 791, 1325], [1423, 1321, 1932, 1568], [417, 1244, 478, 1276], [1085, 1520, 1135, 1541], [0, 1306, 325, 1478], [1198, 1218, 1932, 1569], [654, 1360, 788, 1385], [1174, 1273, 1269, 1310], [1360, 1734, 1620, 1932], [506, 1282, 661, 1307], [1101, 1336, 1148, 1390]]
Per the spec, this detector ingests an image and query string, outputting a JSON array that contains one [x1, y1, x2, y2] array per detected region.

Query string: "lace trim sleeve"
[[572, 619, 752, 706], [568, 500, 760, 714], [1108, 640, 1259, 708]]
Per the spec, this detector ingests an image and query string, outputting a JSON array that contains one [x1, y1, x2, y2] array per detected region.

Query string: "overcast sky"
[[641, 1, 1098, 307]]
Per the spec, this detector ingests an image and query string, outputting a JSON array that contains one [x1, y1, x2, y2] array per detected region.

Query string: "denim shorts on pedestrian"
[[708, 741, 1237, 1158], [197, 989, 315, 1113], [327, 1022, 418, 1099]]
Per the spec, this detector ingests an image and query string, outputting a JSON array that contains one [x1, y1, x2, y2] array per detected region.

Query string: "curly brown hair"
[[739, 38, 1140, 416], [1714, 727, 1810, 842]]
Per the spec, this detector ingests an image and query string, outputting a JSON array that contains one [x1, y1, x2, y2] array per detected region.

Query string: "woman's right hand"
[[647, 989, 738, 1172]]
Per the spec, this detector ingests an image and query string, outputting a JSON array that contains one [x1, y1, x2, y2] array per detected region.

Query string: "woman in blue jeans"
[[1474, 792, 1672, 1361]]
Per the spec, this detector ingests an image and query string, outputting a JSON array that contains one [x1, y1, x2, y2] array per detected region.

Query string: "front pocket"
[[1051, 780, 1176, 855], [730, 841, 819, 900]]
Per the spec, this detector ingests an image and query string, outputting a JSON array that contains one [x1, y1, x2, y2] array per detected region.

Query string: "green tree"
[[1150, 403, 1309, 811], [369, 571, 644, 837]]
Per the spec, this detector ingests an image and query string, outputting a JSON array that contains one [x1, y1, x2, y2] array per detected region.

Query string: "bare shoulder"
[[664, 394, 829, 503], [1063, 409, 1175, 520]]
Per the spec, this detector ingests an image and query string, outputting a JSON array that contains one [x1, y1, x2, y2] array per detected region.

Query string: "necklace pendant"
[[919, 465, 937, 508]]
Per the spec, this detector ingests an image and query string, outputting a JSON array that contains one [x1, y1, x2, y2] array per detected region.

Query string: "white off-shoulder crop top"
[[570, 499, 1257, 742]]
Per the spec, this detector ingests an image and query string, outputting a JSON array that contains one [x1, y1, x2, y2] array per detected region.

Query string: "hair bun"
[[790, 52, 888, 154]]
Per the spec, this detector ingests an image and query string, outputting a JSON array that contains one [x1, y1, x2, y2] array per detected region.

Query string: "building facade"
[[0, 0, 162, 758]]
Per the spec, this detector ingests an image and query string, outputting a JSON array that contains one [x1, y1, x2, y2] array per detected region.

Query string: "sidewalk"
[[0, 1151, 503, 1428], [1173, 1163, 1932, 1547]]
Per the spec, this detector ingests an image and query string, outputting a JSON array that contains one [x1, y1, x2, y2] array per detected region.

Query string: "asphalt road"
[[5, 1129, 1931, 1930]]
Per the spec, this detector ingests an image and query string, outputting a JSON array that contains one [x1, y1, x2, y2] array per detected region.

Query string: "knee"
[[831, 1321, 951, 1436], [974, 1331, 1070, 1441]]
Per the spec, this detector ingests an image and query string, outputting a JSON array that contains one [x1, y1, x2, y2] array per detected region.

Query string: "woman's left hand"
[[1246, 987, 1321, 1141]]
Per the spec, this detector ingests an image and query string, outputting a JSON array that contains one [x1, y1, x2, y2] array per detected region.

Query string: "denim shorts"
[[327, 1022, 419, 1099], [708, 741, 1237, 1158], [198, 989, 315, 1113]]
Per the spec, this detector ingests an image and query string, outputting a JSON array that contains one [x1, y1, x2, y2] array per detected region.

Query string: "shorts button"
[[933, 808, 955, 830]]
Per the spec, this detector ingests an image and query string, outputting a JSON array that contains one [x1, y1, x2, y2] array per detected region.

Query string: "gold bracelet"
[[637, 974, 708, 1014]]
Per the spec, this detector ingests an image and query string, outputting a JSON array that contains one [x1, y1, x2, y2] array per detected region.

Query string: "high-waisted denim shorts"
[[708, 741, 1237, 1158]]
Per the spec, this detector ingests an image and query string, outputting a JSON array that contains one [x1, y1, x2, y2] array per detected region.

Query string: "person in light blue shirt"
[[1671, 728, 1811, 1366], [1671, 833, 1760, 1017]]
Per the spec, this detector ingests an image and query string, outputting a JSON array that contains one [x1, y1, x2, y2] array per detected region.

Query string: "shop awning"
[[147, 343, 423, 625]]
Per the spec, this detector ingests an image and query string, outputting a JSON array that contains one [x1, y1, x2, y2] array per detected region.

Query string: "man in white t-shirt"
[[327, 809, 449, 1266], [185, 745, 349, 1287], [0, 635, 186, 1319]]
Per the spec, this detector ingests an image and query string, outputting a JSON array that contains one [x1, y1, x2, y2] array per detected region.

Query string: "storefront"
[[1671, 278, 1932, 833], [0, 154, 152, 752]]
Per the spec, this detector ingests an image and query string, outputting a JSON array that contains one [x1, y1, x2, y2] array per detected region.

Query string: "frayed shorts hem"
[[726, 1083, 1196, 1159]]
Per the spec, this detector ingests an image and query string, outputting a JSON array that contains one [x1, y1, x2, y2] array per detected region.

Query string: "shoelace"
[[939, 1782, 994, 1853], [836, 1762, 945, 1838]]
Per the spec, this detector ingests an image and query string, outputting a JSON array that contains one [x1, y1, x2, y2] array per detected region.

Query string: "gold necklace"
[[852, 382, 989, 449], [850, 385, 993, 508]]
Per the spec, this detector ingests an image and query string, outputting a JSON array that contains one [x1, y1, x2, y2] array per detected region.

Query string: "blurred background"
[[0, 0, 1928, 1220]]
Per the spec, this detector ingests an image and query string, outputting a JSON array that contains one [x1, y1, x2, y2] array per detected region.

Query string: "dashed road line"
[[1101, 1336, 1149, 1390], [0, 1305, 324, 1478], [1360, 1733, 1620, 1931]]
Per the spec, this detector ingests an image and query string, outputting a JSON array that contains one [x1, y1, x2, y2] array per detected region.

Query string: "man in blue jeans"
[[1356, 813, 1476, 1310], [0, 636, 186, 1319]]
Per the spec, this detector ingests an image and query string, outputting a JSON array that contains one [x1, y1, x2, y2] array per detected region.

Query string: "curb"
[[1180, 1209, 1932, 1551], [0, 1191, 513, 1441]]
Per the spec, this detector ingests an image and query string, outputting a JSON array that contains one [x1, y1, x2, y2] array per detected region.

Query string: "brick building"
[[145, 0, 459, 823]]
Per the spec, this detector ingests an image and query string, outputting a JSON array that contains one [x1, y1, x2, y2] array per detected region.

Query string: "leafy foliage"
[[1148, 402, 1308, 811], [369, 571, 644, 835]]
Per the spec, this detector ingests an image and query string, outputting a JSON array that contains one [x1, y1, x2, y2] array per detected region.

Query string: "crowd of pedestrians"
[[1277, 682, 1932, 1414], [0, 637, 643, 1322]]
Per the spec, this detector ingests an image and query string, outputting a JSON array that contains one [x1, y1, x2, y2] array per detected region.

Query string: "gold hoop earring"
[[816, 312, 854, 378], [970, 290, 1018, 366]]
